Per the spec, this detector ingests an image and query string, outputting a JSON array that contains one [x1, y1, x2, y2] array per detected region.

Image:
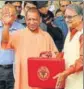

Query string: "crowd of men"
[[0, 0, 83, 89]]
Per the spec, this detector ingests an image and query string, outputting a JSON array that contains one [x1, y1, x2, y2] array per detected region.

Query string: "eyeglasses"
[[64, 15, 78, 20]]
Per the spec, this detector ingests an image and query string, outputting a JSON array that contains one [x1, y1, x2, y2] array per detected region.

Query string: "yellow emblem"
[[37, 66, 50, 81]]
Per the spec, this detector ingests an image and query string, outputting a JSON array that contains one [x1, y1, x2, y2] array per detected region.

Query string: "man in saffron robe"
[[1, 7, 58, 89]]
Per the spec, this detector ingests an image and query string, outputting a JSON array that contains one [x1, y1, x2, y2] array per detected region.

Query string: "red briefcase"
[[28, 57, 65, 88]]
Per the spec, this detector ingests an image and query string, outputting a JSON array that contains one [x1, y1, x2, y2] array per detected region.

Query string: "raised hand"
[[1, 6, 16, 27]]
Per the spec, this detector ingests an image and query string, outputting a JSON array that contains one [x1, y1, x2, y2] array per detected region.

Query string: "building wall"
[[0, 1, 5, 8]]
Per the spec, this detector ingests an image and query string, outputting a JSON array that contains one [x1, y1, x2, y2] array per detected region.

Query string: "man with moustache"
[[53, 4, 83, 89]]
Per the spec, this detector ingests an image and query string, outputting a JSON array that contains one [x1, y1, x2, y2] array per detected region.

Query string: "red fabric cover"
[[28, 57, 65, 88]]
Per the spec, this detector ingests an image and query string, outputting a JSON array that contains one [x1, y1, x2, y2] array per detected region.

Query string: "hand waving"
[[1, 6, 15, 27]]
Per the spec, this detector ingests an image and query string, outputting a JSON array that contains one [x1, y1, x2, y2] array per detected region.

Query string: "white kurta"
[[64, 29, 83, 89]]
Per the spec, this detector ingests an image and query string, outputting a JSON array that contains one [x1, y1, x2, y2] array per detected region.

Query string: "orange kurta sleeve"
[[6, 30, 21, 49], [1, 33, 15, 49]]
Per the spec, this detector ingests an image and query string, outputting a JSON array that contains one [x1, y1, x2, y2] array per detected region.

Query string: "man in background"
[[59, 0, 71, 14], [0, 4, 24, 89]]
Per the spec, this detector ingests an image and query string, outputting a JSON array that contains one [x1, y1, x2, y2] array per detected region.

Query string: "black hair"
[[36, 1, 48, 9], [59, 0, 71, 6], [4, 1, 12, 4], [24, 1, 37, 7], [55, 9, 62, 15], [11, 1, 22, 4]]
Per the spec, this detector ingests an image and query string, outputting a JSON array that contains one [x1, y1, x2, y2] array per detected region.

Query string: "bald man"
[[1, 7, 58, 89]]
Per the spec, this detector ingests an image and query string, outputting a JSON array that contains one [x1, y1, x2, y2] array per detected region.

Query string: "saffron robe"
[[8, 27, 58, 89]]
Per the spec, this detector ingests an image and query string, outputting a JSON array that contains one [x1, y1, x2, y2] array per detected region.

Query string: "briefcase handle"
[[39, 51, 52, 58]]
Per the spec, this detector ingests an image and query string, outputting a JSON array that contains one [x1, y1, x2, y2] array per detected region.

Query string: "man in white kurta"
[[53, 4, 83, 89]]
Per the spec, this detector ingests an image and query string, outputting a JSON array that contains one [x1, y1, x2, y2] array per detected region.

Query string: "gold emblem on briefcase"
[[37, 66, 50, 81]]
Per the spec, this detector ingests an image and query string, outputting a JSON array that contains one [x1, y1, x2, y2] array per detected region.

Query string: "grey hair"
[[66, 4, 83, 16]]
